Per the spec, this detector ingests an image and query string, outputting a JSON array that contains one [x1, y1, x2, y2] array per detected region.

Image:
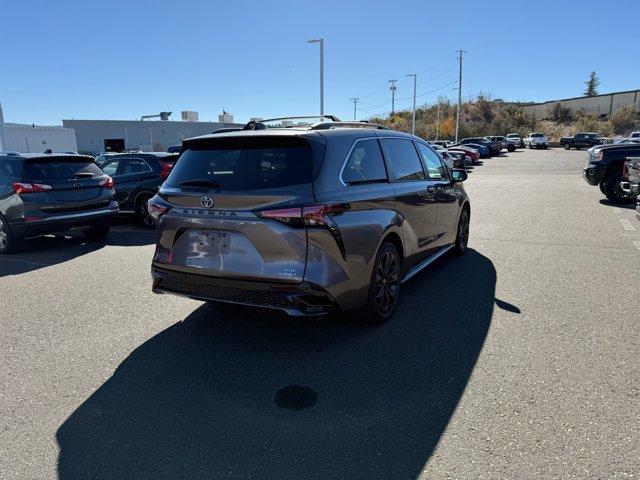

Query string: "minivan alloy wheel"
[[454, 208, 470, 254], [374, 249, 400, 315]]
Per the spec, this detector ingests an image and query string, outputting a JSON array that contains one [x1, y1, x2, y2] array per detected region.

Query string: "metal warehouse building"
[[523, 89, 640, 120], [63, 118, 243, 155]]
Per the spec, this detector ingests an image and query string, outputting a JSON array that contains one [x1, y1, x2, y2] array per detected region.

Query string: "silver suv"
[[149, 116, 471, 323]]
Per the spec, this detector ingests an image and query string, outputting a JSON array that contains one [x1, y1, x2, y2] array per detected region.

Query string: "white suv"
[[524, 133, 549, 149]]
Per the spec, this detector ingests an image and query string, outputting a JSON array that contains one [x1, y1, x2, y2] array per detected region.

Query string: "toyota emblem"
[[200, 196, 214, 208]]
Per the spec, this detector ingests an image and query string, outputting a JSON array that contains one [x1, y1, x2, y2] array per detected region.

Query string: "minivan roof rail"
[[310, 121, 387, 130], [242, 115, 342, 131], [241, 115, 387, 131]]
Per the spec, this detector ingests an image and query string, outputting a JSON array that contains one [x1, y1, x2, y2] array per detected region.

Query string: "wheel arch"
[[133, 190, 156, 213]]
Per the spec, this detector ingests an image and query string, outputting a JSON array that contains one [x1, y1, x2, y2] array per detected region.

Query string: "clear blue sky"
[[2, 0, 638, 125]]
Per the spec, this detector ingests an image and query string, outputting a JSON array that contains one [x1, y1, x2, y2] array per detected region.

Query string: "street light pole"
[[455, 49, 466, 144], [405, 73, 417, 135], [307, 38, 324, 117]]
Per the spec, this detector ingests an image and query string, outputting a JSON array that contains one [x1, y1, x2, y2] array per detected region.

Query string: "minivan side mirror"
[[451, 169, 468, 182]]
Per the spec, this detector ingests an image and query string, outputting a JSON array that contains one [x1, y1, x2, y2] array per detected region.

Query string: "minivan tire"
[[83, 223, 111, 240], [358, 241, 401, 324], [0, 216, 23, 254], [563, 143, 570, 150], [453, 207, 470, 255]]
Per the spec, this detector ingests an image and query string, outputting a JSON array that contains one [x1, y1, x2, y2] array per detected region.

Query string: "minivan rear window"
[[24, 157, 104, 181], [167, 137, 314, 190]]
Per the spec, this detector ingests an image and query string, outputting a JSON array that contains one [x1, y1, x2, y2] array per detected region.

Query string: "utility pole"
[[389, 79, 398, 116], [436, 100, 441, 140], [350, 97, 359, 121], [455, 49, 466, 144], [405, 74, 417, 135], [307, 38, 324, 116]]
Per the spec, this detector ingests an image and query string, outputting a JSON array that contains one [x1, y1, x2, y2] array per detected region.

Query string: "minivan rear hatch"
[[23, 156, 112, 213], [157, 134, 325, 283]]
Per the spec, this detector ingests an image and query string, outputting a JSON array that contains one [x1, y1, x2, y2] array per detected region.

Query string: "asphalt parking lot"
[[1, 148, 639, 479]]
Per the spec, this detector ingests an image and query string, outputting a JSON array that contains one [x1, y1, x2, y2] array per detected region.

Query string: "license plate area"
[[189, 229, 230, 255]]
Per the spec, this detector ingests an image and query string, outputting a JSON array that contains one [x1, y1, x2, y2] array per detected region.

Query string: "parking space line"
[[633, 241, 640, 251], [619, 219, 635, 231]]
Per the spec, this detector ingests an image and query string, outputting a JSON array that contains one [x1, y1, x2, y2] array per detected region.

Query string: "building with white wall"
[[3, 123, 78, 153], [63, 117, 243, 155]]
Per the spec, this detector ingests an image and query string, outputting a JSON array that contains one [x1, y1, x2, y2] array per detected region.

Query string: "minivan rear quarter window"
[[342, 139, 387, 185], [167, 137, 314, 190], [380, 138, 425, 182]]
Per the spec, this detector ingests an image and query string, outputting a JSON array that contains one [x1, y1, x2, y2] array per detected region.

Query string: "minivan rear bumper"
[[10, 203, 119, 238], [151, 265, 338, 316]]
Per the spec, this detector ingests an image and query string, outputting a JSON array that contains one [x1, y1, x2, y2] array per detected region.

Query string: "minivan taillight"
[[11, 182, 53, 194], [257, 203, 350, 228], [99, 176, 114, 189], [159, 162, 173, 180]]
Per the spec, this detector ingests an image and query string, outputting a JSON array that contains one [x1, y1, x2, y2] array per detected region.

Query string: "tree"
[[583, 71, 600, 97]]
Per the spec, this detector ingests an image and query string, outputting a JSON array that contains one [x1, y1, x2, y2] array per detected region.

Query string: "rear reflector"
[[623, 161, 629, 177], [11, 182, 53, 194]]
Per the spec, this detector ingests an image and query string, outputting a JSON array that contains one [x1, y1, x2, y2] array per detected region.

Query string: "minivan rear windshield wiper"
[[71, 172, 94, 179], [178, 179, 221, 188]]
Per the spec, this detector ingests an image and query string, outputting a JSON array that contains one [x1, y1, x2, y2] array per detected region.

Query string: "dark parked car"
[[166, 145, 181, 153], [97, 152, 177, 227], [459, 142, 490, 158], [149, 116, 471, 323], [561, 132, 603, 150], [448, 146, 481, 163], [583, 143, 640, 203], [0, 152, 118, 253], [460, 137, 501, 155]]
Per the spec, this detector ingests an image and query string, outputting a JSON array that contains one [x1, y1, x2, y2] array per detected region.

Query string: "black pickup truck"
[[561, 132, 603, 150], [583, 143, 640, 203]]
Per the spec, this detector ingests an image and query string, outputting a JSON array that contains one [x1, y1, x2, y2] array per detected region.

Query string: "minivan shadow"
[[57, 249, 497, 479]]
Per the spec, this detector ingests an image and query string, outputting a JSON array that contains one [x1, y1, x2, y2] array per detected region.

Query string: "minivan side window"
[[341, 139, 387, 185], [415, 142, 448, 180], [379, 138, 425, 182]]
